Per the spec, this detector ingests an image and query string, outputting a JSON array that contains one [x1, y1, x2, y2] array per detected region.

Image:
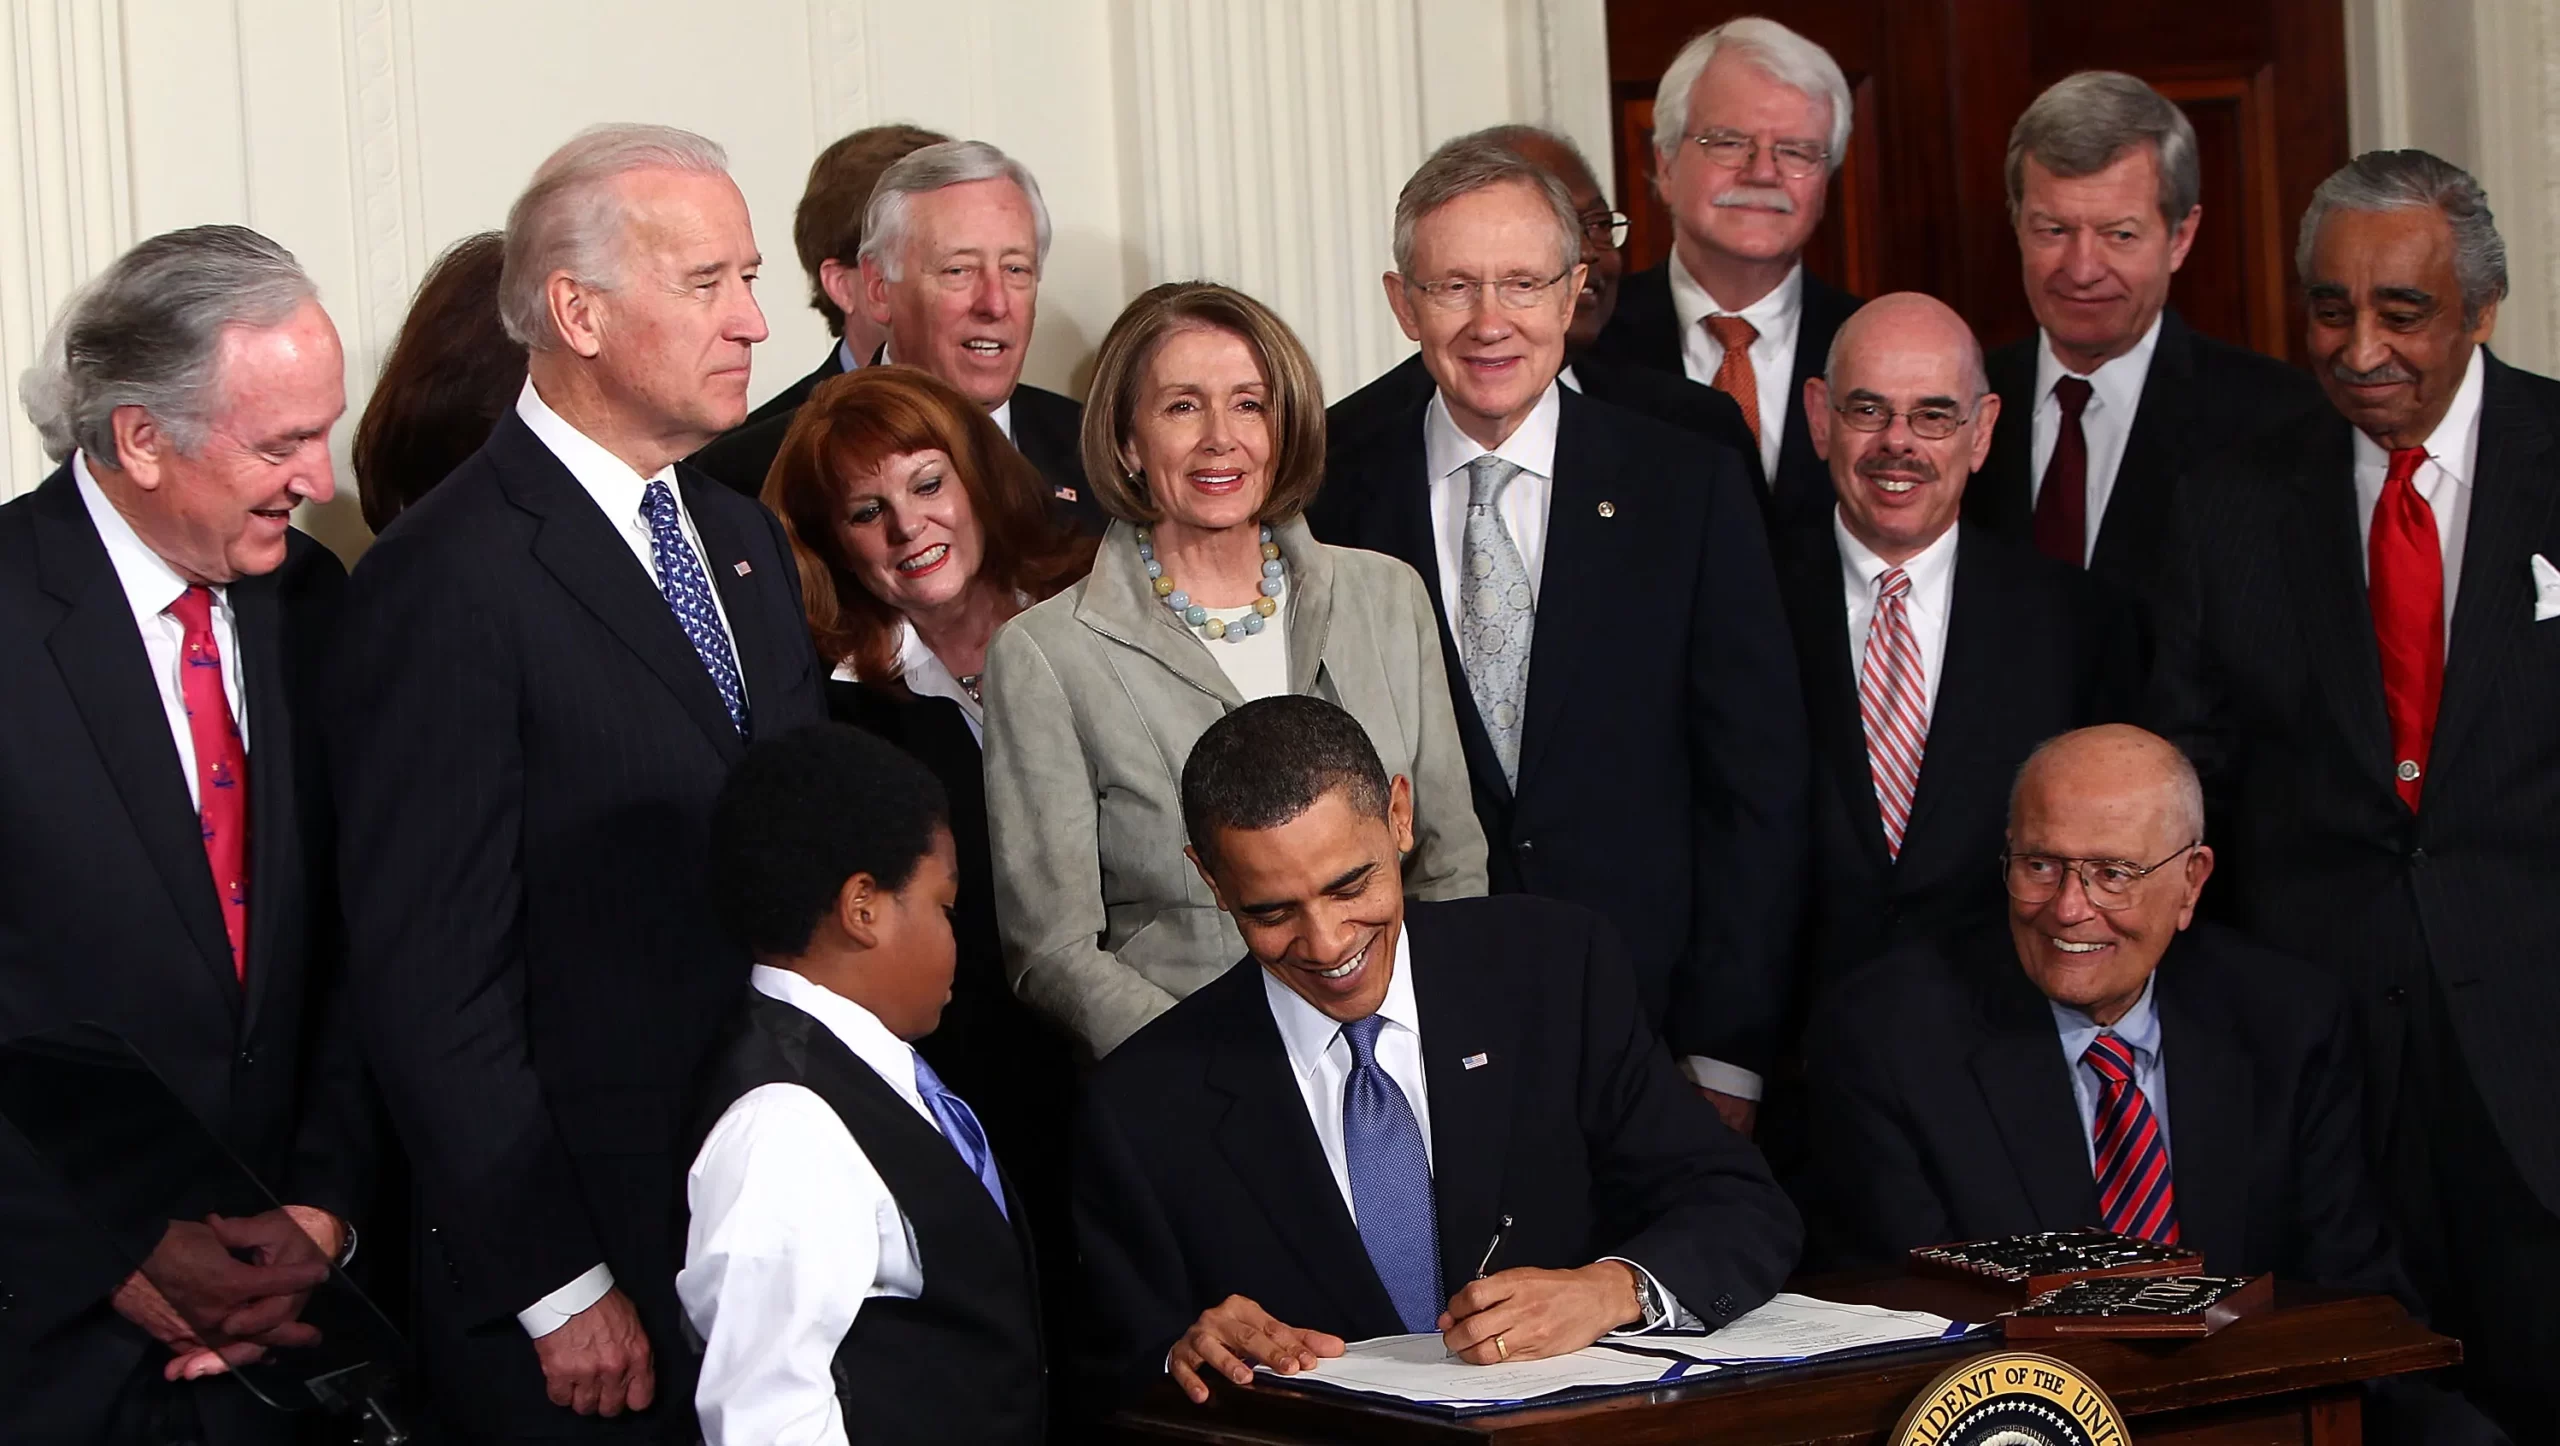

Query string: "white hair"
[[1651, 17, 1853, 172], [499, 123, 733, 351], [856, 140, 1053, 284]]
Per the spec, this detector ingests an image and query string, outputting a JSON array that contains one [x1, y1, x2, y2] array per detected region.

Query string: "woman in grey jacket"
[[983, 282, 1487, 1057]]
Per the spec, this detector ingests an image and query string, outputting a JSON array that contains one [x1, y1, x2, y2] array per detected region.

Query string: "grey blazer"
[[982, 516, 1489, 1056]]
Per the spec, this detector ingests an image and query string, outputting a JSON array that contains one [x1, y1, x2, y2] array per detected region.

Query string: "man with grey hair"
[[1592, 15, 1864, 533], [330, 123, 825, 1440], [0, 224, 370, 1442], [1309, 134, 1806, 1142], [1967, 71, 2319, 595], [2150, 148, 2560, 1438]]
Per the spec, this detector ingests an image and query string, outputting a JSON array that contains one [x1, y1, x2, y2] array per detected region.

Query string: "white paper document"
[[1261, 1331, 1714, 1406], [1607, 1292, 1961, 1364]]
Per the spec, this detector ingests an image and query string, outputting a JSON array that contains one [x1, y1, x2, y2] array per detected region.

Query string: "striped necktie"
[[1857, 566, 1926, 858], [2086, 1033, 2179, 1244]]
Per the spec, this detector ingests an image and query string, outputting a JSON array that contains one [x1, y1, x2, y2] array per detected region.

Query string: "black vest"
[[689, 988, 1046, 1444]]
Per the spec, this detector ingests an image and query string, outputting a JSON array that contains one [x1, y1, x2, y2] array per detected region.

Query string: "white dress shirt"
[[880, 341, 1015, 442], [2353, 345, 2485, 629], [1670, 256, 1802, 485], [1424, 382, 1562, 654], [514, 380, 748, 711], [2049, 973, 2172, 1169], [833, 621, 988, 742], [1203, 602, 1292, 702], [2027, 314, 2164, 559], [678, 967, 938, 1446], [1835, 511, 1960, 725], [73, 452, 247, 805]]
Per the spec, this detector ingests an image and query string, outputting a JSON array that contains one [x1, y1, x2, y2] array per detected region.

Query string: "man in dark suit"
[[1327, 125, 1756, 465], [331, 125, 826, 1441], [689, 124, 946, 495], [1965, 73, 2321, 598], [2148, 150, 2560, 1439], [1588, 18, 1863, 531], [1078, 696, 1799, 1400], [0, 226, 370, 1444], [1309, 137, 1807, 1140], [1779, 293, 2138, 992]]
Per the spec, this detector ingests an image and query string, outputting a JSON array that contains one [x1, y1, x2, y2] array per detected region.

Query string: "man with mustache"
[[1965, 73, 2321, 599], [1774, 293, 2136, 996], [1591, 16, 1864, 534], [2148, 149, 2560, 1442]]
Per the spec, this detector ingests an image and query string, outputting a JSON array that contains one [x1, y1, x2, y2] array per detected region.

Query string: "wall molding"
[[805, 0, 870, 148], [341, 0, 426, 370]]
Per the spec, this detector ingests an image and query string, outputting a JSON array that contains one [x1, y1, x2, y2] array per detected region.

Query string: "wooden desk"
[[1105, 1275, 2459, 1445]]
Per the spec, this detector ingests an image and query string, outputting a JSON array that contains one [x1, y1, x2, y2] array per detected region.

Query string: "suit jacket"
[[981, 518, 1488, 1058], [688, 345, 846, 497], [1076, 896, 1801, 1394], [1007, 380, 1106, 534], [1776, 520, 2139, 990], [329, 411, 826, 1437], [2146, 351, 2560, 1215], [0, 464, 368, 1443], [1326, 351, 1758, 469], [1805, 923, 2409, 1303], [1589, 262, 1863, 533], [1307, 386, 1810, 1074], [1968, 310, 2324, 599]]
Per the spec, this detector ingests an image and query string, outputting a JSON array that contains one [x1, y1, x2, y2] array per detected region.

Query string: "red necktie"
[[2033, 376, 2093, 566], [2369, 446, 2442, 811], [1703, 315, 1763, 457], [168, 586, 249, 982], [1857, 566, 1926, 858], [2086, 1034, 2179, 1244]]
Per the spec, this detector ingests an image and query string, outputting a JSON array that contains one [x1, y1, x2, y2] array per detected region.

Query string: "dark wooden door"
[[1606, 0, 2348, 363]]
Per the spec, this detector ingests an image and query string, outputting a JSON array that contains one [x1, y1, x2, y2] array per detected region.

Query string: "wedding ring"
[[1495, 1334, 1509, 1361]]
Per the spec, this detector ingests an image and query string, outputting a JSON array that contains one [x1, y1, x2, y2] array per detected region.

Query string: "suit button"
[[236, 1048, 256, 1068], [2385, 986, 2410, 1006], [1712, 1293, 1736, 1317], [2408, 847, 2429, 867], [1516, 838, 1534, 853]]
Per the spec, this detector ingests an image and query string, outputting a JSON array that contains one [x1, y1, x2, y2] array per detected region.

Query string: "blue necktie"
[[1342, 1014, 1441, 1332], [641, 478, 747, 737], [913, 1052, 1008, 1220]]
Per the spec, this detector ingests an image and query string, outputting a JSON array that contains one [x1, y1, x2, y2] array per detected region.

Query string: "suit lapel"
[[1275, 518, 1336, 696], [1900, 528, 2000, 860], [2276, 418, 2396, 791], [2088, 312, 2195, 580], [684, 471, 779, 756], [31, 469, 240, 1007], [1202, 978, 1400, 1334], [1514, 393, 1610, 787], [2154, 949, 2251, 1271], [2430, 354, 2560, 785], [1071, 521, 1245, 709], [1780, 528, 1892, 874], [1975, 340, 2038, 538], [1407, 921, 1520, 1292], [230, 569, 294, 1035], [1965, 948, 2101, 1229]]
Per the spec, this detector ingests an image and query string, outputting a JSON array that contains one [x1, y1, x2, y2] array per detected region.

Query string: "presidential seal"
[[1892, 1351, 2129, 1446]]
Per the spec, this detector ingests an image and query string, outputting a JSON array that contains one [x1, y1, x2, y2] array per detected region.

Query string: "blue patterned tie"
[[1342, 1014, 1441, 1332], [914, 1052, 1008, 1220], [641, 478, 747, 737], [1457, 455, 1535, 786]]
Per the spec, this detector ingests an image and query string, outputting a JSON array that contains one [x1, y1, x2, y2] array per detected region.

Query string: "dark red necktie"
[[2369, 446, 2442, 811], [2086, 1034, 2179, 1245], [2034, 376, 2093, 566], [168, 586, 249, 982]]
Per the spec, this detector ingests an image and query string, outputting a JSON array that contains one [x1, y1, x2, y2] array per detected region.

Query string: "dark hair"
[[708, 724, 951, 958], [351, 232, 525, 533], [765, 365, 1095, 681], [792, 123, 949, 336], [1180, 696, 1391, 867], [1081, 282, 1328, 525]]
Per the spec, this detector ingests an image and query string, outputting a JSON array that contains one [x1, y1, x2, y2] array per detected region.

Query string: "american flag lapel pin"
[[732, 560, 753, 577], [1462, 1052, 1490, 1071]]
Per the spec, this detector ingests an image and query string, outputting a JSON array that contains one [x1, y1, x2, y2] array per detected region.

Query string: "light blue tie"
[[1342, 1014, 1441, 1333], [1457, 455, 1535, 786], [641, 478, 748, 737], [913, 1052, 1008, 1220]]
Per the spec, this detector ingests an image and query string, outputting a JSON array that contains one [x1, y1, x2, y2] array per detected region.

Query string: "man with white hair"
[[330, 124, 826, 1440], [1592, 15, 1864, 534], [0, 224, 368, 1445]]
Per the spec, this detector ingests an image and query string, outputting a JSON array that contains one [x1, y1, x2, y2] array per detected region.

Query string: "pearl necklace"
[[1137, 524, 1283, 643]]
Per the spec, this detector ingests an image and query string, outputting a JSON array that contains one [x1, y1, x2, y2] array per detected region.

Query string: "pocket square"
[[2534, 553, 2560, 622]]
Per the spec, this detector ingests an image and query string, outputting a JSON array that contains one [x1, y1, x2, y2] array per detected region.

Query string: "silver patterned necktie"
[[1458, 455, 1535, 786]]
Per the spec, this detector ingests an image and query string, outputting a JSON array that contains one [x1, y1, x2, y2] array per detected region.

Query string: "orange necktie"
[[1704, 315, 1763, 455]]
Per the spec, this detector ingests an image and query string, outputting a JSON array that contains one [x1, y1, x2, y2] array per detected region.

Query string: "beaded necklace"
[[1136, 524, 1284, 642]]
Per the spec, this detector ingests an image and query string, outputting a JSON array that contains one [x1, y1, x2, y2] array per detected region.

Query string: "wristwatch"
[[1629, 1265, 1668, 1330]]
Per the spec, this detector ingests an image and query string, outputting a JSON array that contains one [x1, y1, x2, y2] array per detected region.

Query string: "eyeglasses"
[[1580, 209, 1630, 250], [2002, 843, 2200, 910], [1688, 129, 1830, 180], [1403, 266, 1575, 313], [1832, 397, 1982, 441]]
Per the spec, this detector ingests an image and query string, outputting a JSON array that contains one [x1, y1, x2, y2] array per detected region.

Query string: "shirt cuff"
[[1600, 1257, 1703, 1333], [1680, 1056, 1763, 1101], [517, 1262, 615, 1339]]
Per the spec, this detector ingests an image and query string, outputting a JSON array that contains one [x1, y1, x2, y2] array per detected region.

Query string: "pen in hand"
[[1474, 1213, 1513, 1280]]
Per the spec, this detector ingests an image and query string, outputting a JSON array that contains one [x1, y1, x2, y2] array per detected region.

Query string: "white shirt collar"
[[2033, 310, 2163, 416], [1262, 925, 1422, 1086], [748, 964, 925, 1110], [515, 378, 675, 524], [73, 450, 212, 622], [1423, 380, 1563, 485], [1668, 254, 1803, 347], [1833, 506, 1961, 605], [2350, 344, 2487, 487]]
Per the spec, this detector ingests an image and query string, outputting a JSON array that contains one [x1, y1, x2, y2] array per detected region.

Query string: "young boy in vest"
[[680, 724, 1042, 1444]]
